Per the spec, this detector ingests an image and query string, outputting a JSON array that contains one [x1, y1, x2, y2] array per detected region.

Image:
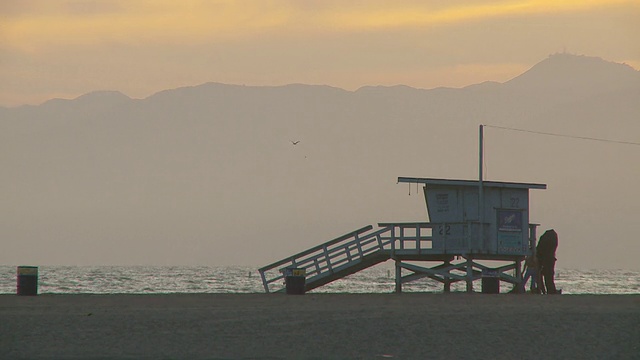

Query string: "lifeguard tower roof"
[[398, 177, 547, 190]]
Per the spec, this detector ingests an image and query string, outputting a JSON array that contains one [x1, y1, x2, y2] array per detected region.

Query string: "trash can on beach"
[[17, 266, 38, 296], [284, 268, 306, 295], [481, 269, 499, 294]]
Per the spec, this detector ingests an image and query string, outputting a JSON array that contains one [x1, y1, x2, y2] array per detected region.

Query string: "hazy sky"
[[1, 0, 638, 107]]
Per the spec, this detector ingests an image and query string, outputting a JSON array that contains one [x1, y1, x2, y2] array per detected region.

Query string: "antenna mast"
[[479, 125, 484, 249]]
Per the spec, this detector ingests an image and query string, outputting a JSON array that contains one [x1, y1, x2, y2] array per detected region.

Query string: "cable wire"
[[483, 124, 640, 146]]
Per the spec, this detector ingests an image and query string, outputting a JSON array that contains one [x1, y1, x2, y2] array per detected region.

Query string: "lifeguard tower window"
[[398, 177, 546, 256]]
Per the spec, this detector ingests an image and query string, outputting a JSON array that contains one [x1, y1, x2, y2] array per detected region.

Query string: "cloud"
[[2, 1, 293, 51], [2, 0, 635, 51], [325, 0, 636, 30]]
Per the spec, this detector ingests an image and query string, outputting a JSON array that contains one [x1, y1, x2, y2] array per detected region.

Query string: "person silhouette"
[[536, 229, 559, 294]]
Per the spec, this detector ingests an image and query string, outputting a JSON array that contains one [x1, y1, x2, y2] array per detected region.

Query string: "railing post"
[[323, 245, 333, 273], [390, 227, 396, 255], [355, 234, 364, 259], [529, 224, 538, 252], [466, 221, 471, 253], [314, 258, 321, 275], [259, 270, 270, 293], [443, 222, 447, 253], [395, 259, 402, 294]]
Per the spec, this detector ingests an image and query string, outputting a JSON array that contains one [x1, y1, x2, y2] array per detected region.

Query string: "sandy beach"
[[1, 293, 638, 359]]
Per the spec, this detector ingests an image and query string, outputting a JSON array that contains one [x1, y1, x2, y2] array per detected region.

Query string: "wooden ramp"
[[302, 252, 390, 292], [259, 222, 436, 293]]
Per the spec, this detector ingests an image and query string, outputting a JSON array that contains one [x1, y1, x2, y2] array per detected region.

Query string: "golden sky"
[[1, 0, 638, 106]]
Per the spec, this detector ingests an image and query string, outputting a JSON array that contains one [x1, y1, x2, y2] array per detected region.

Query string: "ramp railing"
[[258, 225, 398, 293], [258, 222, 438, 293], [377, 222, 434, 254]]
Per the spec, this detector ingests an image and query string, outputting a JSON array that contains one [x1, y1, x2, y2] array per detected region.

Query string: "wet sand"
[[1, 293, 638, 359]]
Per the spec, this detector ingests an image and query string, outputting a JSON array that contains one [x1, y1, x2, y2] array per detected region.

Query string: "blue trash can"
[[284, 268, 306, 295], [17, 266, 38, 296]]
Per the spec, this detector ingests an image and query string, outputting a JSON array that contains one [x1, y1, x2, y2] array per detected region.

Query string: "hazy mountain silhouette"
[[2, 54, 639, 269], [506, 53, 639, 92]]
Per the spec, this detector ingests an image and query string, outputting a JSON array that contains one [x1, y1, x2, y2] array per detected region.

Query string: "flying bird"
[[290, 140, 300, 145]]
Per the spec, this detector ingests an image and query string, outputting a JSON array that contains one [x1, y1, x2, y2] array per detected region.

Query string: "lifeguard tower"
[[393, 177, 545, 292], [259, 127, 546, 293]]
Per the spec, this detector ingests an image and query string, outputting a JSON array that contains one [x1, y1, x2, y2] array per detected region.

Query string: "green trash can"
[[17, 266, 38, 296], [284, 268, 306, 295], [481, 269, 499, 294]]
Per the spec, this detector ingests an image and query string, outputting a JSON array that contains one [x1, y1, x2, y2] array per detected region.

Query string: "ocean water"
[[1, 265, 638, 295]]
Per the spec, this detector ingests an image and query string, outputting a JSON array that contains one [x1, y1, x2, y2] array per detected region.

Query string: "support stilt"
[[444, 259, 451, 292], [515, 258, 523, 293], [395, 259, 402, 294], [466, 256, 474, 293]]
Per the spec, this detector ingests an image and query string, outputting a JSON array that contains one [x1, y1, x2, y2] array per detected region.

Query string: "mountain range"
[[1, 53, 639, 270]]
